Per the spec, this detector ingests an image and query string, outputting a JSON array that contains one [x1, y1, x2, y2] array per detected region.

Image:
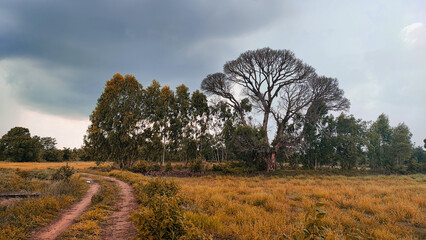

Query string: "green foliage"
[[132, 178, 211, 239], [0, 127, 41, 162], [165, 162, 173, 171], [189, 158, 203, 173], [85, 73, 144, 168], [231, 126, 268, 170], [130, 161, 149, 173], [289, 202, 329, 240], [42, 149, 63, 162], [52, 165, 75, 182]]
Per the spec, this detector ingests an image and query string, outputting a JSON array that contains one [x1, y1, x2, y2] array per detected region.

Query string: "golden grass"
[[174, 175, 426, 239], [0, 161, 106, 170]]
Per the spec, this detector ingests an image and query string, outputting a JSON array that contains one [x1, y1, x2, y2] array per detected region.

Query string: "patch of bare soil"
[[30, 178, 100, 240], [0, 198, 23, 207]]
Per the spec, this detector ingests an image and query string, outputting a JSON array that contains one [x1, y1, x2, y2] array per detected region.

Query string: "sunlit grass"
[[0, 161, 107, 170], [174, 175, 426, 239]]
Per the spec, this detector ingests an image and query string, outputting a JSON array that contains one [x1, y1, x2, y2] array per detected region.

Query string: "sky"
[[0, 0, 425, 148]]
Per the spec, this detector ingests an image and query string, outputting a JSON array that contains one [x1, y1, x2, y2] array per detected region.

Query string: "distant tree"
[[169, 84, 190, 161], [366, 114, 393, 169], [84, 73, 144, 168], [411, 146, 425, 163], [202, 47, 349, 171], [334, 114, 366, 170], [42, 149, 63, 162], [62, 147, 72, 161], [388, 123, 412, 167], [39, 137, 57, 150], [190, 90, 209, 159], [0, 127, 41, 162]]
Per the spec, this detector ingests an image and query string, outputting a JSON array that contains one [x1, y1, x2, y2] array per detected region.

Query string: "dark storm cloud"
[[1, 0, 289, 116]]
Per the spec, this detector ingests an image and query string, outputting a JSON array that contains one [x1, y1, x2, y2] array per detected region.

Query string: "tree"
[[84, 73, 144, 168], [201, 47, 349, 171], [367, 114, 393, 169], [333, 114, 366, 170], [231, 126, 268, 170], [0, 127, 41, 162], [39, 137, 57, 150], [388, 123, 412, 167]]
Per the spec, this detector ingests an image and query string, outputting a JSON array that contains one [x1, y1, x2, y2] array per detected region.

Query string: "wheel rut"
[[31, 174, 138, 240], [31, 178, 100, 240]]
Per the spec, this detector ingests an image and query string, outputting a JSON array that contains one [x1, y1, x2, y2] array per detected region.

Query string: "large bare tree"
[[201, 48, 349, 171]]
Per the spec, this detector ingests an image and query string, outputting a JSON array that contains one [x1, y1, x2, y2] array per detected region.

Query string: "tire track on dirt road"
[[31, 178, 100, 240], [84, 173, 138, 240]]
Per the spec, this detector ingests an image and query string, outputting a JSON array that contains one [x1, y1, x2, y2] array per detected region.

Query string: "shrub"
[[150, 163, 162, 171], [130, 161, 149, 173], [132, 177, 211, 240], [189, 158, 203, 173], [46, 175, 87, 198], [165, 162, 173, 172], [52, 165, 75, 182]]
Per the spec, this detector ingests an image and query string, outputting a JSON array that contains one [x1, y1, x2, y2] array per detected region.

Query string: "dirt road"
[[31, 174, 138, 240], [31, 178, 100, 240], [97, 175, 138, 240]]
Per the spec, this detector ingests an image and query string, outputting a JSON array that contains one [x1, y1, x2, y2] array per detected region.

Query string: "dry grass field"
[[0, 161, 103, 170], [175, 174, 426, 239]]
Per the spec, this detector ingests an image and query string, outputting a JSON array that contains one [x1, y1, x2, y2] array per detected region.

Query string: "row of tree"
[[80, 47, 424, 172], [0, 127, 84, 162]]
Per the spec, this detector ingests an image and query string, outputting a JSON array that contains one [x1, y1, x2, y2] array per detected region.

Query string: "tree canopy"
[[202, 47, 349, 171]]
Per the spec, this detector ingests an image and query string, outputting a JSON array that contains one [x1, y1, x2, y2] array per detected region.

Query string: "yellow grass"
[[174, 175, 426, 239], [0, 161, 105, 170]]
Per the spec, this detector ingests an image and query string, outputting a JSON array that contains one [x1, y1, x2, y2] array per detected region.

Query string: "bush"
[[150, 163, 162, 171], [165, 162, 173, 172], [130, 161, 149, 173], [189, 158, 203, 173], [52, 165, 75, 182], [132, 178, 211, 240]]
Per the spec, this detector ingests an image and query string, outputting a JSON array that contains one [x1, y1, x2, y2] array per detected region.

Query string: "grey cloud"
[[1, 0, 289, 117]]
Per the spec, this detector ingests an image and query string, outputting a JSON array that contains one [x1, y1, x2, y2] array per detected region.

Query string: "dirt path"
[[96, 175, 138, 240], [31, 174, 138, 240], [31, 178, 100, 240]]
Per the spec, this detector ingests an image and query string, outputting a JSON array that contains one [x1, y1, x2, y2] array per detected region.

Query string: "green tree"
[[231, 126, 268, 170], [84, 73, 144, 168], [367, 114, 393, 169], [334, 114, 366, 170], [388, 123, 412, 167], [39, 137, 57, 150], [0, 127, 41, 162], [190, 90, 209, 159]]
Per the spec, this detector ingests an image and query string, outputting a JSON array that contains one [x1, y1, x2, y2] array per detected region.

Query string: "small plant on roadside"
[[52, 165, 75, 182], [132, 178, 211, 240]]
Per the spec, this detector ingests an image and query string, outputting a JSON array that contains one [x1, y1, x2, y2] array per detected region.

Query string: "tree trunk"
[[262, 111, 269, 143], [266, 149, 277, 172]]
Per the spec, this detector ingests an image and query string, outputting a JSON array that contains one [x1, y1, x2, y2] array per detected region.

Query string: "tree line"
[[0, 127, 85, 162], [84, 48, 425, 172]]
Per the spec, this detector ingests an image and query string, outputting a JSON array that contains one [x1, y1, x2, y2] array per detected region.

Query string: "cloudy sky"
[[1, 0, 425, 148]]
